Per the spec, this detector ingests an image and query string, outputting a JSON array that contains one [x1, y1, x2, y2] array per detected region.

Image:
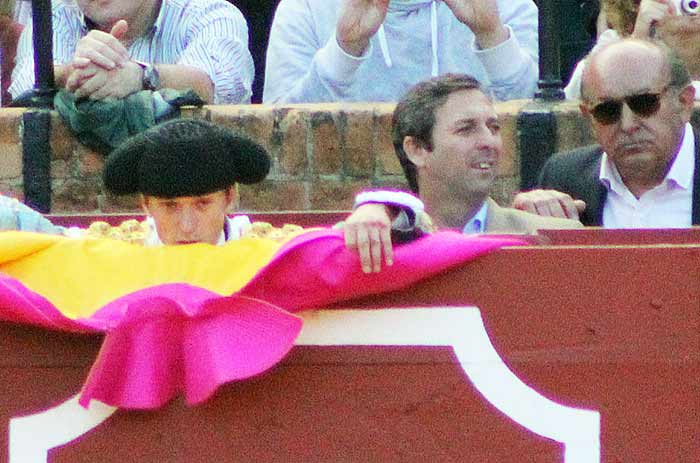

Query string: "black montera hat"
[[104, 119, 270, 197]]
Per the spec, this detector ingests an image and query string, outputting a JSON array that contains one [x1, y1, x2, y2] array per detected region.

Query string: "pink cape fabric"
[[0, 230, 524, 409], [240, 229, 524, 310], [79, 288, 302, 409]]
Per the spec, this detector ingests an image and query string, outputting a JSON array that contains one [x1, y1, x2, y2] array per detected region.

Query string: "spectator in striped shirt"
[[9, 0, 254, 104]]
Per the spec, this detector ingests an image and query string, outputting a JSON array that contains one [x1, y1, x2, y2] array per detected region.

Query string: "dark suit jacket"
[[536, 130, 700, 226]]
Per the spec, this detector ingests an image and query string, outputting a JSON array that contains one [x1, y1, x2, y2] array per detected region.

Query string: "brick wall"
[[2, 101, 694, 214]]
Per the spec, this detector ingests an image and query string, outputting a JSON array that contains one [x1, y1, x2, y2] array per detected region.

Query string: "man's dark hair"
[[392, 73, 484, 193], [580, 0, 600, 40]]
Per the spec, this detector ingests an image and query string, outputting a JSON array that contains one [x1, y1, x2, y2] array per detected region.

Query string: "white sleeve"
[[8, 20, 36, 99], [176, 3, 254, 104], [473, 0, 539, 100], [263, 0, 370, 103], [353, 190, 425, 231]]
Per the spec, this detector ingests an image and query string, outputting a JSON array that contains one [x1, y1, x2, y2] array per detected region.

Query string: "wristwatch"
[[136, 61, 161, 91]]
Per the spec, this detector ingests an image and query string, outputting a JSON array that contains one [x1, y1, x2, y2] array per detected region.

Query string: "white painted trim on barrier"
[[297, 307, 601, 463], [8, 307, 600, 462], [9, 395, 116, 463]]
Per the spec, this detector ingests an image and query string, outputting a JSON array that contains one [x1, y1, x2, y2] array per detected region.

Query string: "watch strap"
[[135, 61, 160, 91]]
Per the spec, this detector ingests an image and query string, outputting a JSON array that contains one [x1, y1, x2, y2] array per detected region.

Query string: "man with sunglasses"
[[513, 38, 698, 227]]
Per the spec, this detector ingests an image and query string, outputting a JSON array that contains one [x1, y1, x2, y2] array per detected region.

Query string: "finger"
[[344, 224, 358, 250], [110, 20, 129, 40], [512, 193, 539, 214], [574, 200, 587, 213], [560, 201, 580, 220], [78, 33, 129, 66], [379, 226, 393, 268], [88, 82, 115, 101], [533, 200, 550, 217], [547, 200, 569, 218], [534, 199, 562, 218], [76, 43, 118, 70], [65, 66, 98, 92], [368, 227, 382, 273], [65, 68, 80, 92], [521, 200, 539, 215], [74, 72, 107, 99], [65, 72, 94, 92], [65, 71, 81, 92], [355, 227, 372, 274], [71, 56, 92, 69], [90, 31, 130, 60]]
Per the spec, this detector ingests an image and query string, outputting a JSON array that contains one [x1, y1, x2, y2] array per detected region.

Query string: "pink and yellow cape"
[[0, 229, 523, 409]]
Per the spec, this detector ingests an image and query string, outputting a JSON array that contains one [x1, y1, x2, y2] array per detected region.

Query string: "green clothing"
[[54, 89, 204, 155]]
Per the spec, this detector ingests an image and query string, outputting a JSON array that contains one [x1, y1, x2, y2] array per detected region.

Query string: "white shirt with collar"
[[461, 201, 488, 234], [354, 189, 488, 234], [600, 123, 695, 229], [143, 215, 252, 247]]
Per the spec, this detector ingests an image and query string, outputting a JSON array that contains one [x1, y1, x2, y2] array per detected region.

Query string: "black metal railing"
[[11, 0, 55, 108], [536, 0, 565, 101], [11, 0, 56, 212]]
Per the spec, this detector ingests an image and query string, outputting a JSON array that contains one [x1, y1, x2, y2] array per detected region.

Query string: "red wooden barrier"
[[1, 228, 699, 462]]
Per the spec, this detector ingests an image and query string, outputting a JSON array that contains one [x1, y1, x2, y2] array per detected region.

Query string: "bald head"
[[581, 39, 690, 103], [578, 38, 695, 198]]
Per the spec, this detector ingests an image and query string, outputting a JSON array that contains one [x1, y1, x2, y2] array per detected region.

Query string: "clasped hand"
[[65, 20, 142, 100]]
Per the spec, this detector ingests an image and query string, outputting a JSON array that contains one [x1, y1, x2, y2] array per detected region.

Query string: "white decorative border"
[[297, 308, 600, 463], [9, 395, 117, 463], [9, 307, 600, 462]]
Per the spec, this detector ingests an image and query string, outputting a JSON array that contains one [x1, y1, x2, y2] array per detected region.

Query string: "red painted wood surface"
[[2, 229, 700, 462], [539, 226, 700, 245], [354, 244, 700, 462]]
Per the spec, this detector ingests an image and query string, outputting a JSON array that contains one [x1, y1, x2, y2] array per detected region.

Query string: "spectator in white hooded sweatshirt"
[[263, 0, 539, 103]]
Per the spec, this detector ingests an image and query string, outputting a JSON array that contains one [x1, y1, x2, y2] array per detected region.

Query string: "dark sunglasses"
[[588, 86, 670, 125]]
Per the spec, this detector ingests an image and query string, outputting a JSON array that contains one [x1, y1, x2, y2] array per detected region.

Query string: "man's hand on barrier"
[[512, 189, 586, 220], [336, 0, 390, 57], [344, 203, 394, 274]]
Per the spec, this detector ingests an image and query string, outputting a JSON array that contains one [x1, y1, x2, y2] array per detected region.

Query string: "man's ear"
[[140, 194, 150, 215], [403, 136, 431, 168], [579, 102, 591, 119], [677, 84, 696, 122], [224, 185, 239, 213]]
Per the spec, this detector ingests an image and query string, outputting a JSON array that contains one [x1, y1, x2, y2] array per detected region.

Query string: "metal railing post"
[[11, 0, 56, 107], [11, 0, 56, 212], [535, 0, 565, 101]]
